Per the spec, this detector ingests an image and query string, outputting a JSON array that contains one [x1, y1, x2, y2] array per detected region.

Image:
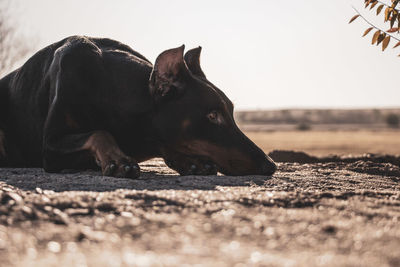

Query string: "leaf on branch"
[[382, 36, 391, 51], [393, 41, 400, 48], [372, 30, 381, 44], [385, 7, 393, 22], [349, 14, 360, 24], [377, 4, 384, 15], [391, 13, 398, 28], [377, 33, 386, 45], [363, 27, 374, 37], [387, 27, 399, 32], [370, 1, 378, 9]]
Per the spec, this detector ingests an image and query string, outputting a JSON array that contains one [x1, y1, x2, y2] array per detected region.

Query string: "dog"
[[0, 36, 276, 178]]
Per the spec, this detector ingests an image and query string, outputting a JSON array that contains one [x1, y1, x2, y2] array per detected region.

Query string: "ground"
[[245, 130, 400, 156], [1, 152, 399, 267]]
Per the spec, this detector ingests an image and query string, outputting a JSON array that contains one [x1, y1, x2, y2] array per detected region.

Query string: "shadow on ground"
[[0, 168, 270, 192]]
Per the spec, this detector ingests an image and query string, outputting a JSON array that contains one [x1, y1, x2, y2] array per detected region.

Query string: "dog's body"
[[0, 36, 276, 178]]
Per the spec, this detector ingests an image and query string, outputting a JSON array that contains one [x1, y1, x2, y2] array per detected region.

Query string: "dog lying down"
[[0, 36, 276, 178]]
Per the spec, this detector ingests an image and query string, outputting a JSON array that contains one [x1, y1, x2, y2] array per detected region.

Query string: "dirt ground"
[[0, 152, 400, 267]]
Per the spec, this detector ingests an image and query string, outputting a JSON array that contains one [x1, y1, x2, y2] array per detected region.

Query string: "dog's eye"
[[207, 111, 219, 124]]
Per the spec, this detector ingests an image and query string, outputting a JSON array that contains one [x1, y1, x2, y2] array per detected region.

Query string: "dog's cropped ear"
[[149, 45, 190, 103], [184, 46, 206, 79]]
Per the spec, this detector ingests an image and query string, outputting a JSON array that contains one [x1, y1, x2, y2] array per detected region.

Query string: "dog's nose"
[[260, 160, 277, 176]]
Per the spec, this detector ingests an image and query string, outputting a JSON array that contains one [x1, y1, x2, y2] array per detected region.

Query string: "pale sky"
[[7, 0, 400, 110]]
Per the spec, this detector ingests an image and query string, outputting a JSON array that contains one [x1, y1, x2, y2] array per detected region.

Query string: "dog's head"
[[149, 45, 276, 176]]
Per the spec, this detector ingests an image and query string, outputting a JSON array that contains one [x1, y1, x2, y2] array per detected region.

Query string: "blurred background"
[[1, 0, 399, 156]]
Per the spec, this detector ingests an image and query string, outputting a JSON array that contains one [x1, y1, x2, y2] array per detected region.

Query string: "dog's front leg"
[[84, 131, 140, 178], [43, 100, 140, 178], [44, 129, 140, 178], [41, 45, 140, 178]]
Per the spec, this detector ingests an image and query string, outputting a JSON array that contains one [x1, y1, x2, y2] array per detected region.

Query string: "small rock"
[[35, 187, 43, 194], [1, 192, 23, 206], [120, 211, 133, 218], [47, 241, 61, 253], [52, 208, 69, 225], [65, 208, 91, 216]]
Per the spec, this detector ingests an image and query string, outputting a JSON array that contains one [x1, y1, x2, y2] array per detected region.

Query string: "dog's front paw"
[[100, 156, 140, 179], [164, 156, 217, 176]]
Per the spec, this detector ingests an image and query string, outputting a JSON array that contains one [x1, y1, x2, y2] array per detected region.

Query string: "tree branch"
[[353, 6, 400, 42], [372, 0, 400, 13]]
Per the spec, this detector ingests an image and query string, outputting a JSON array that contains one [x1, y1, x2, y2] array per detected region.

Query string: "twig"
[[352, 6, 400, 42], [373, 0, 400, 13]]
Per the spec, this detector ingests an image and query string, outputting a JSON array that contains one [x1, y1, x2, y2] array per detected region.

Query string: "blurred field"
[[238, 108, 400, 156], [235, 108, 400, 125], [245, 130, 400, 156]]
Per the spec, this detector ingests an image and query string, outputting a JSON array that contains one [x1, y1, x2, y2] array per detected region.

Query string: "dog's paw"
[[164, 157, 217, 176], [100, 156, 140, 179]]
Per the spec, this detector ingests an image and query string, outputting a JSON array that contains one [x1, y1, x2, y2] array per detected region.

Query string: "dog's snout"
[[260, 158, 277, 176]]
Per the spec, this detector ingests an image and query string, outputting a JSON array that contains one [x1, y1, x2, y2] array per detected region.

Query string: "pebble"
[[47, 241, 61, 253]]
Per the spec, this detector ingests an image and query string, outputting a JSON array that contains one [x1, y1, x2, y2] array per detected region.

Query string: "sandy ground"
[[0, 152, 400, 267]]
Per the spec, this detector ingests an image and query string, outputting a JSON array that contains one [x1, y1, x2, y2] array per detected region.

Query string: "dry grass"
[[245, 130, 400, 156]]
